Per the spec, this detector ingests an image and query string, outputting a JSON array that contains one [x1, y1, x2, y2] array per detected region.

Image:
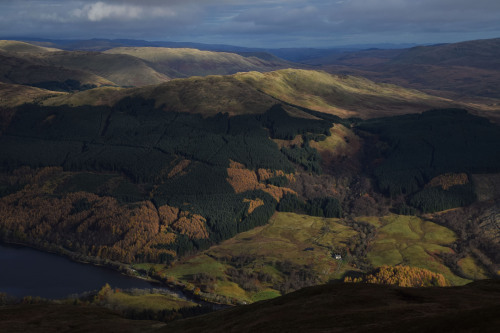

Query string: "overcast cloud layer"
[[1, 0, 499, 47]]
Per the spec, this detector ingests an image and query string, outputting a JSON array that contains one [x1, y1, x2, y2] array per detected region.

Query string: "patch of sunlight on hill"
[[0, 40, 61, 53], [42, 86, 127, 107], [235, 69, 455, 118], [363, 214, 470, 286], [158, 212, 358, 303], [0, 82, 65, 107], [41, 69, 456, 118]]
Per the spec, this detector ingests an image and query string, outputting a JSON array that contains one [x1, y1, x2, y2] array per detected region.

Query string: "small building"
[[334, 254, 342, 260]]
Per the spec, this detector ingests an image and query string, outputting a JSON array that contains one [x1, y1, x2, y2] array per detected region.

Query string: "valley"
[[0, 37, 500, 331]]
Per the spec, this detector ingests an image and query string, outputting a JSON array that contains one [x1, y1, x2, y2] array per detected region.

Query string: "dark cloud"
[[0, 0, 499, 47]]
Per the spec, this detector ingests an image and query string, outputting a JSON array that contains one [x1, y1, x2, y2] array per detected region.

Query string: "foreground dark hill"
[[1, 280, 499, 332], [164, 280, 500, 333]]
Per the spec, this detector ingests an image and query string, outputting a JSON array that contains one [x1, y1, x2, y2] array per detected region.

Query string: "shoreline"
[[0, 238, 233, 307]]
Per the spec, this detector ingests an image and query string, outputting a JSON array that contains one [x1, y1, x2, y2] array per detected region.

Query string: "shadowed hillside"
[[2, 280, 499, 332], [35, 51, 170, 87], [163, 279, 500, 333], [0, 52, 114, 88]]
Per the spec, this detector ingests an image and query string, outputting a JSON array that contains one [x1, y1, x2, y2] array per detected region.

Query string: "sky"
[[1, 0, 500, 48]]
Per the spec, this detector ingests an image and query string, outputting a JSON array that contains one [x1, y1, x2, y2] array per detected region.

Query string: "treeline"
[[0, 100, 338, 182], [0, 166, 282, 264], [356, 109, 500, 212], [258, 104, 332, 140], [357, 109, 500, 196], [409, 183, 476, 213], [277, 193, 342, 218], [2, 98, 338, 263], [0, 98, 332, 263], [281, 139, 322, 174], [0, 99, 295, 179], [154, 163, 278, 250]]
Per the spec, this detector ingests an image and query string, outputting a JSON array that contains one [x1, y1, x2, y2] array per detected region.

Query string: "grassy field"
[[458, 256, 490, 280], [363, 215, 470, 285], [152, 213, 474, 303], [160, 212, 358, 303]]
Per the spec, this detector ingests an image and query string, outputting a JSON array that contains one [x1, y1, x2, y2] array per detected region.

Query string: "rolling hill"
[[308, 38, 500, 109], [0, 37, 500, 332], [104, 47, 293, 78], [390, 38, 500, 70], [0, 82, 64, 108], [0, 52, 114, 88], [40, 69, 457, 119], [35, 51, 171, 87], [0, 40, 61, 54]]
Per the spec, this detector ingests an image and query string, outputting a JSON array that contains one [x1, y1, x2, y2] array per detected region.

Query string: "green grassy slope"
[[235, 69, 454, 118]]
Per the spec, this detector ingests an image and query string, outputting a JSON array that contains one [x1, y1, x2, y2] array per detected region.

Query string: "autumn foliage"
[[171, 212, 209, 240], [427, 173, 469, 190], [226, 163, 296, 202], [344, 265, 448, 287], [0, 168, 210, 263]]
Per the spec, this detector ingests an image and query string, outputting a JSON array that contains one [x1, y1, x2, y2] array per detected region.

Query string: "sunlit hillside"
[[41, 69, 457, 119], [104, 47, 291, 78]]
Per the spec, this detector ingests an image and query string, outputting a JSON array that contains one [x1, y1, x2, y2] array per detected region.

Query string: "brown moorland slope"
[[163, 279, 500, 333], [310, 38, 500, 119]]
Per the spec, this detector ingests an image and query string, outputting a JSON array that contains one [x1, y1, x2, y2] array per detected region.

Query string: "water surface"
[[0, 243, 156, 299]]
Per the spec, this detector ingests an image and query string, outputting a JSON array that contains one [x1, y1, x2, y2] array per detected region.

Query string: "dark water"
[[0, 243, 157, 299]]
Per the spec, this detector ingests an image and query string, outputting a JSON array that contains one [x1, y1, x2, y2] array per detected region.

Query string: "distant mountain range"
[[0, 37, 418, 62], [313, 38, 500, 101]]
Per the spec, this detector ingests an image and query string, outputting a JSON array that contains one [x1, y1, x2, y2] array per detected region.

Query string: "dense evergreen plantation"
[[356, 109, 500, 212], [1, 100, 499, 264], [0, 99, 332, 262]]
